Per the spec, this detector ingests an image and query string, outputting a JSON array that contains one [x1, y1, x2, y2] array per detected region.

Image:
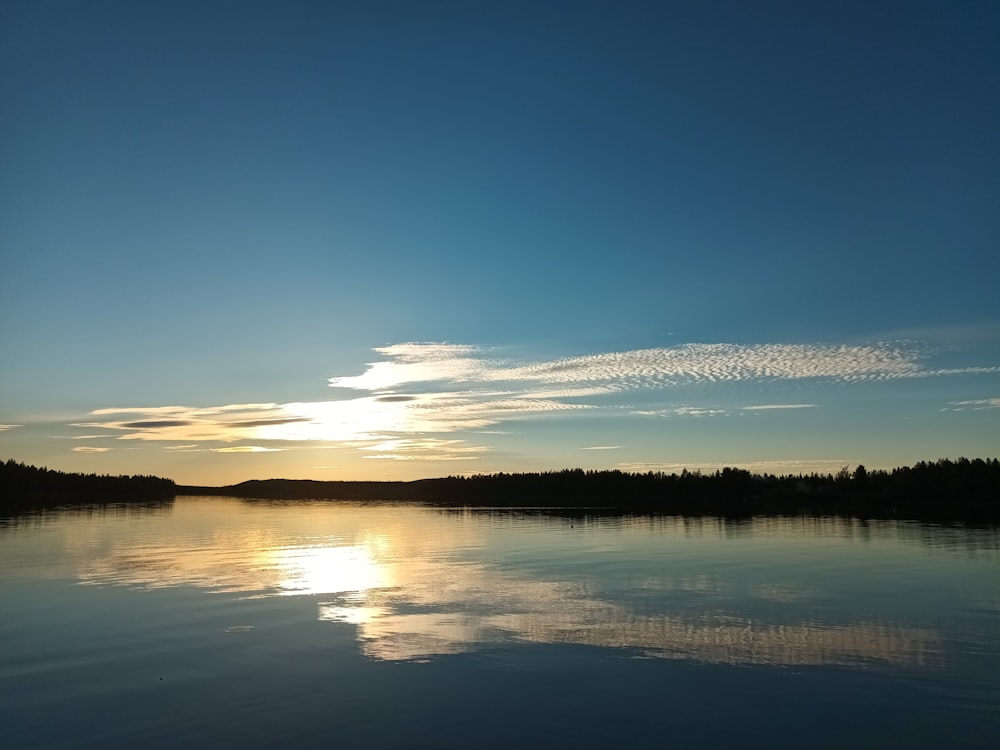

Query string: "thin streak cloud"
[[120, 420, 193, 429], [632, 407, 731, 417], [212, 446, 285, 453], [742, 404, 817, 410], [945, 398, 1000, 411]]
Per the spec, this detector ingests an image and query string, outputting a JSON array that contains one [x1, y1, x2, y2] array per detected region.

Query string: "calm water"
[[2, 498, 998, 749]]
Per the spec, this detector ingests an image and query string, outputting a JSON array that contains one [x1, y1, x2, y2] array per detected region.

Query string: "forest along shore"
[[3, 458, 998, 522]]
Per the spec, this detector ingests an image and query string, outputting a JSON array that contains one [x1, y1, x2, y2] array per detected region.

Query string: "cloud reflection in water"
[[316, 567, 938, 668]]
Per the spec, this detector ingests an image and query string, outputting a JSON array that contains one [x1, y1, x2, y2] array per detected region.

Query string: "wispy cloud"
[[0, 424, 21, 431], [944, 398, 1000, 411], [362, 437, 482, 461], [580, 445, 621, 451], [212, 446, 285, 453], [78, 404, 286, 443], [632, 407, 731, 417], [72, 446, 110, 453], [672, 406, 729, 417], [741, 404, 817, 410]]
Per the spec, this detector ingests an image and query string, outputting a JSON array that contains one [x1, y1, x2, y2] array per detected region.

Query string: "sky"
[[1, 0, 998, 485]]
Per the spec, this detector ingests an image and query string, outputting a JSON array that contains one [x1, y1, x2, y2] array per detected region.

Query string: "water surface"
[[2, 498, 998, 748]]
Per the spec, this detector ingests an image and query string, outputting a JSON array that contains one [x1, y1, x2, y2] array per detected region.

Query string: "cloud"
[[73, 446, 110, 453], [227, 417, 313, 428], [922, 367, 1000, 378], [362, 437, 483, 461], [945, 398, 1000, 411], [120, 420, 193, 429], [77, 339, 996, 462], [212, 446, 285, 453], [90, 403, 280, 416], [330, 341, 934, 393], [520, 387, 616, 399], [672, 406, 729, 417], [580, 445, 621, 450], [329, 343, 483, 391], [78, 404, 290, 443], [742, 404, 817, 410], [632, 407, 731, 417], [363, 453, 477, 462], [0, 424, 21, 431], [79, 396, 496, 461]]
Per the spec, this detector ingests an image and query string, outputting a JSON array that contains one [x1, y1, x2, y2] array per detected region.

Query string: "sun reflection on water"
[[268, 544, 392, 596]]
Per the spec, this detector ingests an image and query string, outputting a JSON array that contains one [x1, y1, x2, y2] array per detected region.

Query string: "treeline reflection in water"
[[7, 497, 990, 671], [448, 510, 1000, 554], [0, 499, 174, 530]]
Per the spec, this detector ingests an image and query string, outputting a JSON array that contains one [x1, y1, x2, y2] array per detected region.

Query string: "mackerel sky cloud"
[[330, 341, 972, 393]]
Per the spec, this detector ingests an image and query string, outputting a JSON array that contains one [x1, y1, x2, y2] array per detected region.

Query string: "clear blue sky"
[[2, 0, 998, 484]]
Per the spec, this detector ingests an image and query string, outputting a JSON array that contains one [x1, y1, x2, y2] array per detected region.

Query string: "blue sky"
[[2, 1, 998, 484]]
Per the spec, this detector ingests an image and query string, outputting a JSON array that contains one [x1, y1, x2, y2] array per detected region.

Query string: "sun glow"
[[254, 398, 412, 442]]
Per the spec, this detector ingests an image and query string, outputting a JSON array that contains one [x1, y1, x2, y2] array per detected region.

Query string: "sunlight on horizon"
[[256, 398, 413, 443]]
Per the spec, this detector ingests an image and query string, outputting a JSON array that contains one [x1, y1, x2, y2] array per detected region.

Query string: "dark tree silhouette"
[[202, 459, 1000, 521], [1, 459, 176, 511], [5, 457, 998, 521]]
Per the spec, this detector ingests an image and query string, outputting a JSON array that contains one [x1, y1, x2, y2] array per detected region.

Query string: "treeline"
[[212, 458, 1000, 521], [430, 460, 1000, 520], [5, 457, 999, 520], [1, 459, 176, 509]]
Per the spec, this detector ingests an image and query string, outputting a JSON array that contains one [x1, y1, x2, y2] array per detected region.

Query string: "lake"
[[2, 497, 998, 749]]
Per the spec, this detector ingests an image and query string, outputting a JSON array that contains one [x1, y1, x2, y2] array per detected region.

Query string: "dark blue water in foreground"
[[2, 498, 998, 749]]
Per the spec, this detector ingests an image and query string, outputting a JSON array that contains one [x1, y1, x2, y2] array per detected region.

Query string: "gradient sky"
[[2, 0, 998, 485]]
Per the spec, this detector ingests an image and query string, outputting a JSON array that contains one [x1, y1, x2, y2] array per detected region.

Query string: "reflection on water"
[[0, 500, 173, 529], [3, 498, 998, 750], [319, 585, 939, 667], [6, 498, 992, 670], [272, 544, 387, 595]]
